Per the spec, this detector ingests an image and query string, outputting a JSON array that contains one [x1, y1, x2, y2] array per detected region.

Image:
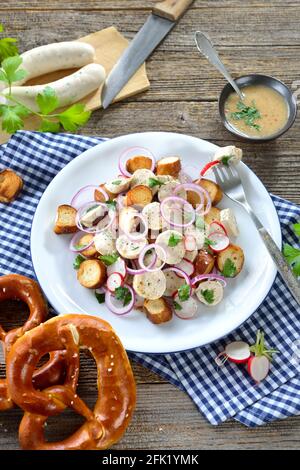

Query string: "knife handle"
[[153, 0, 194, 21]]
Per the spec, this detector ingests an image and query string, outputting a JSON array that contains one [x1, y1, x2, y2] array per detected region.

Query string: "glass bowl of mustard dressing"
[[219, 74, 297, 141]]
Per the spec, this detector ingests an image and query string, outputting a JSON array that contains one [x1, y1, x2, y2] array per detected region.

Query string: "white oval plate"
[[31, 132, 281, 353]]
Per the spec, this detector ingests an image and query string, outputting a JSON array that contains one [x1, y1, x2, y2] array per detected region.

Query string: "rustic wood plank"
[[0, 384, 299, 450]]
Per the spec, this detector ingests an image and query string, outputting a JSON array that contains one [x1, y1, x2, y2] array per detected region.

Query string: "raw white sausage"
[[3, 64, 105, 112]]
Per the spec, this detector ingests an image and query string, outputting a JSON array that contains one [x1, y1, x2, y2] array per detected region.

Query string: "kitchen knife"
[[101, 0, 194, 109]]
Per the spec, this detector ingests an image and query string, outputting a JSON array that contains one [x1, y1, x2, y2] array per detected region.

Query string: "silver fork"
[[213, 164, 300, 305]]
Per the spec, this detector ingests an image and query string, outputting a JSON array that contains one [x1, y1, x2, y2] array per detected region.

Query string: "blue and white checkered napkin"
[[0, 131, 299, 427]]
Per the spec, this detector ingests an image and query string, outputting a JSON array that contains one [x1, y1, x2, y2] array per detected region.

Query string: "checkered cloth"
[[1, 131, 299, 427]]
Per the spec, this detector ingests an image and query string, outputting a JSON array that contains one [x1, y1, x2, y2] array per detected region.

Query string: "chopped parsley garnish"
[[221, 155, 231, 166], [73, 255, 85, 270], [168, 233, 182, 247], [115, 286, 132, 307], [106, 199, 117, 210], [74, 244, 86, 250], [195, 215, 205, 230], [177, 284, 190, 302], [204, 237, 217, 247], [201, 289, 215, 304], [95, 291, 105, 304], [283, 222, 300, 276], [173, 301, 183, 311], [231, 100, 261, 131], [221, 258, 237, 278], [148, 177, 164, 188], [99, 253, 119, 266], [112, 180, 122, 185]]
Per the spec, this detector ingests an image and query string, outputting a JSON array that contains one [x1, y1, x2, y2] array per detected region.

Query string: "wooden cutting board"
[[0, 27, 150, 144]]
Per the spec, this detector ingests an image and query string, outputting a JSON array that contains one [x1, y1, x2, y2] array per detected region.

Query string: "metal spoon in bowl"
[[195, 31, 245, 101]]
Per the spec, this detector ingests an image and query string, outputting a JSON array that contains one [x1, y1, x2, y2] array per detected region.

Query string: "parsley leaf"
[[0, 104, 29, 133], [178, 283, 190, 302], [58, 103, 91, 132], [115, 286, 132, 307], [283, 243, 300, 276], [168, 233, 182, 247], [36, 86, 59, 115], [293, 223, 300, 237], [221, 258, 237, 278], [221, 156, 231, 166], [38, 119, 61, 133], [173, 300, 182, 311], [95, 291, 105, 304], [106, 200, 117, 211], [73, 254, 85, 270], [195, 215, 205, 230], [0, 55, 27, 86], [111, 180, 121, 185], [99, 253, 119, 266], [204, 237, 217, 247], [148, 177, 163, 188], [201, 289, 215, 304], [0, 24, 19, 61], [231, 100, 261, 131]]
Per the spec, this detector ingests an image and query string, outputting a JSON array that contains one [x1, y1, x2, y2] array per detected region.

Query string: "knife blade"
[[101, 0, 194, 109]]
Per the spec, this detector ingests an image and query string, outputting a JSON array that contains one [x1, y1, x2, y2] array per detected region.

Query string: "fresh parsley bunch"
[[283, 222, 300, 277], [0, 24, 19, 61], [0, 54, 91, 134]]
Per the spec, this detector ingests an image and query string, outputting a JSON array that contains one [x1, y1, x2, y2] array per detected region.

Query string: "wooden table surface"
[[0, 0, 299, 450]]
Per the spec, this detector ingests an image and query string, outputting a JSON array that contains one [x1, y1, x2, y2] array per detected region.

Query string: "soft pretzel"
[[0, 274, 67, 410], [6, 314, 136, 450]]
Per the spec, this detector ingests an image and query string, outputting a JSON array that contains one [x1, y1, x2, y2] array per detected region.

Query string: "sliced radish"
[[107, 258, 126, 278], [175, 258, 195, 278], [209, 221, 227, 236], [107, 272, 124, 293], [208, 231, 230, 252], [247, 356, 270, 383], [184, 235, 197, 252], [200, 160, 220, 177], [225, 341, 251, 364], [173, 295, 198, 320]]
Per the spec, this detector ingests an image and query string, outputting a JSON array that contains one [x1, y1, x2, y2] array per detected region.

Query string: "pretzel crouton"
[[78, 234, 98, 258], [217, 244, 244, 277], [204, 207, 221, 225], [94, 183, 117, 202], [54, 204, 77, 234], [144, 298, 172, 324], [156, 156, 181, 177], [126, 156, 153, 174], [0, 169, 23, 203], [187, 178, 223, 208], [77, 259, 106, 289], [124, 185, 153, 208]]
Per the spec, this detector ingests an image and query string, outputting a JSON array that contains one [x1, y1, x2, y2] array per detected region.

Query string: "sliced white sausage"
[[8, 42, 95, 87], [158, 181, 186, 202], [213, 145, 243, 165], [196, 280, 224, 306], [220, 208, 239, 238], [80, 205, 105, 228], [119, 207, 139, 234], [130, 169, 156, 188], [94, 230, 116, 256], [105, 176, 131, 195], [142, 202, 162, 230], [3, 63, 105, 112], [133, 270, 166, 300], [183, 248, 198, 262], [164, 270, 186, 297], [156, 229, 185, 265], [116, 235, 147, 260], [184, 226, 205, 250]]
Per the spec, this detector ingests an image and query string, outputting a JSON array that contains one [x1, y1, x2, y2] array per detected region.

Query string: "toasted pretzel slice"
[[0, 169, 23, 204], [7, 314, 136, 450]]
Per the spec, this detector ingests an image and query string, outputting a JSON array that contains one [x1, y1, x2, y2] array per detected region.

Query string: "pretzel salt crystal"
[[7, 314, 136, 450]]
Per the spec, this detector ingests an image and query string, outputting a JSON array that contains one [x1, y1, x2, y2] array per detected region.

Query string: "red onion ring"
[[105, 284, 135, 315], [71, 185, 108, 209], [69, 231, 94, 253], [118, 146, 156, 177], [138, 244, 166, 273], [160, 196, 195, 228], [163, 267, 192, 294], [191, 274, 227, 287], [75, 201, 115, 234], [173, 183, 211, 216]]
